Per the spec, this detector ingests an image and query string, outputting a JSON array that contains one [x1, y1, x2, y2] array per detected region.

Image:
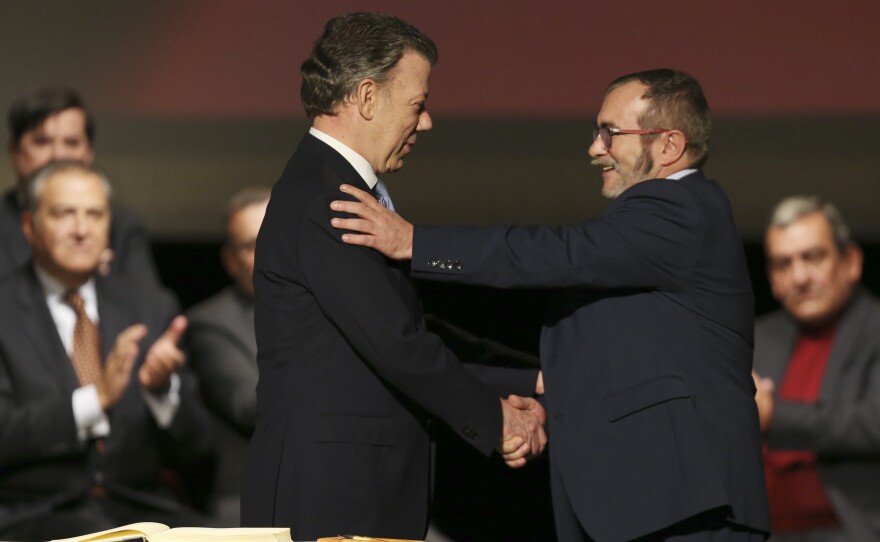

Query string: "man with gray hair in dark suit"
[[754, 196, 880, 542]]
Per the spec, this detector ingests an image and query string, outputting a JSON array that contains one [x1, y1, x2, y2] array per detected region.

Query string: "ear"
[[220, 244, 237, 278], [82, 144, 95, 166], [844, 244, 864, 283], [355, 79, 379, 121], [21, 210, 35, 246], [656, 130, 688, 167]]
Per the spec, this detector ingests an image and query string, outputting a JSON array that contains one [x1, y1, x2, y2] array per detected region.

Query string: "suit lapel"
[[300, 133, 376, 197], [0, 190, 30, 271], [95, 276, 131, 360], [17, 267, 80, 393], [762, 316, 799, 384], [820, 290, 865, 398], [228, 289, 258, 358]]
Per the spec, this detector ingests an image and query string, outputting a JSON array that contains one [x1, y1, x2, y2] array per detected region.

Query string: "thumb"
[[122, 323, 149, 345], [160, 315, 188, 345], [506, 394, 527, 409]]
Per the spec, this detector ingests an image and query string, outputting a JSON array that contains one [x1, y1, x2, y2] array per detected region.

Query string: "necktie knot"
[[374, 179, 395, 212], [65, 290, 86, 313]]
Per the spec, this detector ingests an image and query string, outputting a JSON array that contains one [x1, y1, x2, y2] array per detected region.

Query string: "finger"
[[500, 435, 524, 455], [530, 401, 548, 425], [331, 217, 377, 234], [534, 427, 548, 454], [140, 347, 183, 387], [139, 360, 168, 388], [505, 457, 527, 469], [159, 315, 188, 345], [119, 342, 140, 377], [506, 394, 527, 408], [331, 199, 380, 218], [503, 440, 531, 460], [112, 325, 147, 361], [535, 371, 544, 395], [340, 184, 383, 207], [339, 232, 379, 248]]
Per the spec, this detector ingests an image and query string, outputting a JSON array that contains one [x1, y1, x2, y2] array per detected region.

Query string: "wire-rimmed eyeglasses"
[[592, 127, 672, 150]]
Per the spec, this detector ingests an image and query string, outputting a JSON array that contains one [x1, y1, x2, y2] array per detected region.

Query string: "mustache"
[[591, 159, 619, 171]]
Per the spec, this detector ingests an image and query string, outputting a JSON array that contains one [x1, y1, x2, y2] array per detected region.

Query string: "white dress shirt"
[[309, 127, 378, 189], [34, 266, 180, 442]]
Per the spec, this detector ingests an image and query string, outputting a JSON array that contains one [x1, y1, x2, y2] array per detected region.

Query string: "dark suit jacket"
[[754, 287, 880, 541], [0, 188, 160, 288], [186, 285, 257, 525], [0, 265, 212, 535], [411, 171, 771, 541], [241, 134, 510, 540]]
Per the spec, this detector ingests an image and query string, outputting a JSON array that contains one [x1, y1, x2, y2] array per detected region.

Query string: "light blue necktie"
[[374, 179, 395, 211]]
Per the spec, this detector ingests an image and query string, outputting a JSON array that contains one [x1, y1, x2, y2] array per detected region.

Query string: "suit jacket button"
[[454, 262, 462, 270], [428, 260, 437, 268], [439, 261, 447, 269]]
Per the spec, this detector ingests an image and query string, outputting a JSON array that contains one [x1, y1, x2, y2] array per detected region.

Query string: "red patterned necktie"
[[64, 290, 103, 386]]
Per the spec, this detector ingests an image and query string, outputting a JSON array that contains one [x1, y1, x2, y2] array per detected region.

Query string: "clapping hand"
[[139, 315, 188, 391]]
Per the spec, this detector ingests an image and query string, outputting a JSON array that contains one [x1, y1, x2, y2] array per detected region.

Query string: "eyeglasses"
[[592, 127, 672, 150]]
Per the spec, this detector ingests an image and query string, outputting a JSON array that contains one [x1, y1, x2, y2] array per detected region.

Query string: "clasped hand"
[[498, 395, 548, 468]]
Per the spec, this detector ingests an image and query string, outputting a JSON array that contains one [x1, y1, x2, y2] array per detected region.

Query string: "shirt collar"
[[33, 264, 98, 316], [309, 127, 378, 189], [666, 168, 698, 180]]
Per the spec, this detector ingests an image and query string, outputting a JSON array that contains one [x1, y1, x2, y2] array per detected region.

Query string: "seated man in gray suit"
[[186, 187, 269, 525], [0, 161, 212, 541], [754, 196, 880, 541]]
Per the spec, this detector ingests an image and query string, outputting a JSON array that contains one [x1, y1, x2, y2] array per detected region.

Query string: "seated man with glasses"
[[185, 186, 269, 526]]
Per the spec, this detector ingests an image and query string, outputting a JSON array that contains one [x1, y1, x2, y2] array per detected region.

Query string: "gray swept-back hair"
[[768, 195, 851, 253], [26, 160, 111, 213], [300, 12, 437, 119]]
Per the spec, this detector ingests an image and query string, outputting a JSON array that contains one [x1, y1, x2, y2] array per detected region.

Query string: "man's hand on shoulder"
[[330, 184, 414, 260]]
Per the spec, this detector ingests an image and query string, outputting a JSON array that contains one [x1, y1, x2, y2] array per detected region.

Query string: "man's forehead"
[[29, 108, 88, 134], [598, 82, 648, 123], [42, 172, 107, 199], [766, 215, 836, 255]]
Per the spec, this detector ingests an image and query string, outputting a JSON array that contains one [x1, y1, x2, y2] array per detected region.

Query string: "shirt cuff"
[[72, 385, 110, 441], [140, 372, 181, 428]]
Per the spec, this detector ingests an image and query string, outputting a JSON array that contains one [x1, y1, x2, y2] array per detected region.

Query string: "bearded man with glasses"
[[332, 68, 771, 541]]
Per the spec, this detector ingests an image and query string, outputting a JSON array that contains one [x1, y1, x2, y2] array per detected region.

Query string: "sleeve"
[[767, 335, 880, 456], [424, 314, 539, 398], [411, 181, 703, 291], [139, 372, 181, 428], [144, 289, 214, 465], [0, 349, 84, 468], [302, 193, 503, 455], [185, 319, 257, 435]]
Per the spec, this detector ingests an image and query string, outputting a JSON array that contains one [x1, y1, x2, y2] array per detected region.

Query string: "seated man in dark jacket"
[[0, 161, 212, 541]]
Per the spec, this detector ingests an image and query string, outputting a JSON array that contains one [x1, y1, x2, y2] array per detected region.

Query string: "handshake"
[[497, 393, 548, 469]]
